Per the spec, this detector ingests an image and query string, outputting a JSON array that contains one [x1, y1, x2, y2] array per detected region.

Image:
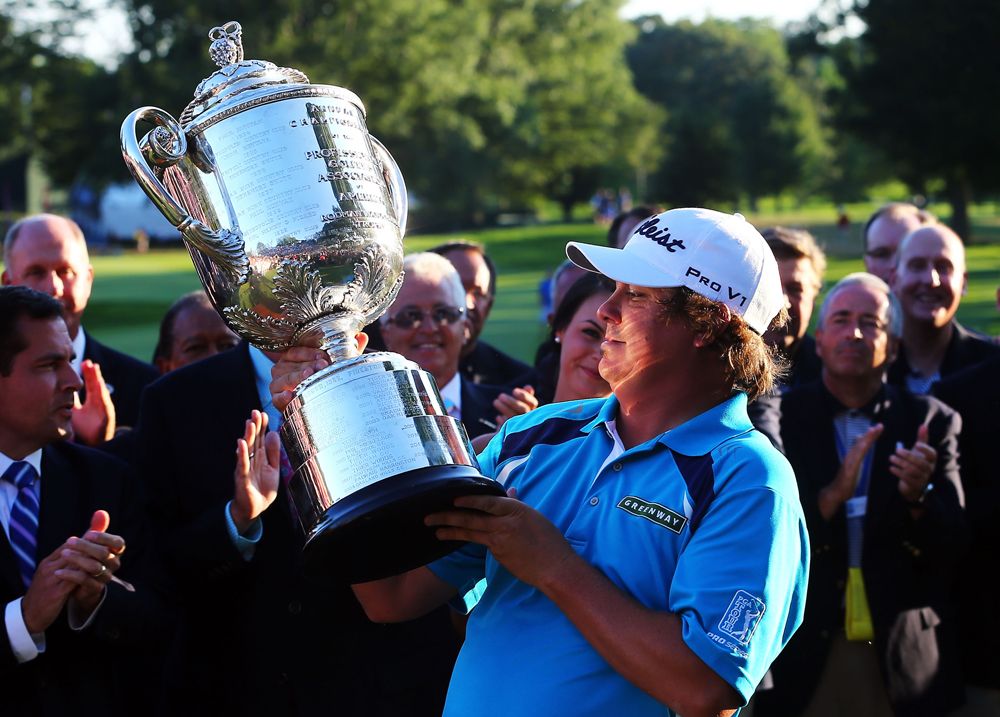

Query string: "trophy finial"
[[208, 21, 244, 67]]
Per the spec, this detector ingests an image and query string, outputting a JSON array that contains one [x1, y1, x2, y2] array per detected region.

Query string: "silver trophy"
[[121, 21, 503, 582]]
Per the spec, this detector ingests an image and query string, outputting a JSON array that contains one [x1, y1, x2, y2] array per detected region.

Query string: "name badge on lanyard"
[[845, 495, 867, 518]]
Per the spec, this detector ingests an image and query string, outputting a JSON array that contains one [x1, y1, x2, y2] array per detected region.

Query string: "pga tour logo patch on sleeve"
[[718, 590, 766, 646]]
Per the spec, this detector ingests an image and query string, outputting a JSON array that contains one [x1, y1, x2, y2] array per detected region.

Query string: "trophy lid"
[[180, 21, 365, 129]]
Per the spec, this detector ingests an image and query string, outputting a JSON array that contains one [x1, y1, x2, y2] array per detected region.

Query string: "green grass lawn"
[[66, 206, 1000, 363]]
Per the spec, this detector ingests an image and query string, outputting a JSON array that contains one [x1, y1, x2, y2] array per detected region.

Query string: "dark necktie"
[[3, 461, 39, 588]]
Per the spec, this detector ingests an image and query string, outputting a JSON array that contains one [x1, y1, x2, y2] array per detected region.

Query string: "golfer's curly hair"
[[657, 288, 788, 401]]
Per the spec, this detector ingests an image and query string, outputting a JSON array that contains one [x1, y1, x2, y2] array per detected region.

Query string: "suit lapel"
[[460, 379, 498, 439], [38, 445, 85, 560], [808, 388, 841, 494], [82, 330, 103, 364], [867, 389, 903, 517], [222, 343, 262, 426], [1, 447, 82, 596]]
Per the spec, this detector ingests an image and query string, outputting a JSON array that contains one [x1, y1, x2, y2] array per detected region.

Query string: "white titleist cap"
[[566, 207, 784, 334]]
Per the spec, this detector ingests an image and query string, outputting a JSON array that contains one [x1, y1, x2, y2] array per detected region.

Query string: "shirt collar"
[[439, 373, 462, 414], [71, 327, 87, 376], [819, 381, 890, 421], [582, 392, 754, 456], [0, 449, 43, 480]]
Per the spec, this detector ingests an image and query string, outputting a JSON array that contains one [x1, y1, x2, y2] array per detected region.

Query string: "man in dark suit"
[[757, 273, 966, 717], [2, 214, 158, 433], [888, 223, 999, 393], [380, 251, 532, 440], [136, 337, 459, 716], [0, 286, 159, 716]]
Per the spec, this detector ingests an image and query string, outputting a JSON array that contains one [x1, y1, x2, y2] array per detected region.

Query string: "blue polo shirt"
[[429, 392, 808, 717]]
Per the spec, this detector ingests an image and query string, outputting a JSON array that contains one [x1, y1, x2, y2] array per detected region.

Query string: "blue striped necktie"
[[3, 461, 39, 588]]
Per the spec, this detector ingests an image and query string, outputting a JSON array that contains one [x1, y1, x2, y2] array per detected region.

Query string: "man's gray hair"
[[383, 252, 466, 320], [817, 272, 902, 337]]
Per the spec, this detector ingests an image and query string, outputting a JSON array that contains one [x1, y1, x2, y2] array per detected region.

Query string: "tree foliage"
[[838, 0, 1000, 237], [3, 0, 660, 227], [626, 17, 829, 209], [0, 8, 118, 188]]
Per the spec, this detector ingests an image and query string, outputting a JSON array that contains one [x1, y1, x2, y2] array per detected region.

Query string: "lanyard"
[[834, 423, 875, 569]]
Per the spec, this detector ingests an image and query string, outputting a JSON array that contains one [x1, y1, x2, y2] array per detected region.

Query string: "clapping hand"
[[818, 423, 884, 521], [492, 385, 538, 427], [230, 410, 282, 533], [891, 423, 936, 503]]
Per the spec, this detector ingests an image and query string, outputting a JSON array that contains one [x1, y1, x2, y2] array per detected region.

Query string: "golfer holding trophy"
[[121, 21, 503, 582]]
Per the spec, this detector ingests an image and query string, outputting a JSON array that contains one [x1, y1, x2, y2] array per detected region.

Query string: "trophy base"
[[301, 464, 505, 583]]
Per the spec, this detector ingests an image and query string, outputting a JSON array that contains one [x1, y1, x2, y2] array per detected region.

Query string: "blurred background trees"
[[0, 0, 995, 236]]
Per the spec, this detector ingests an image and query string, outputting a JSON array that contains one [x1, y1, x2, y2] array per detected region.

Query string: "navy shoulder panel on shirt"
[[670, 450, 716, 535], [497, 413, 594, 465]]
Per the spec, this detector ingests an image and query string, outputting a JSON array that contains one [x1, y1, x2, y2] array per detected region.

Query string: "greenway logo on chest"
[[617, 496, 688, 534]]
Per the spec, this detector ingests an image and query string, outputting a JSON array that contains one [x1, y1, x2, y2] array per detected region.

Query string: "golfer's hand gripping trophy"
[[121, 21, 503, 581]]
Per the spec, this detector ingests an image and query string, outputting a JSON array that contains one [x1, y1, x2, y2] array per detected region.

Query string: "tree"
[[0, 12, 35, 161], [840, 0, 1000, 239], [626, 17, 829, 210], [0, 8, 119, 215], [8, 0, 662, 227], [784, 33, 895, 203]]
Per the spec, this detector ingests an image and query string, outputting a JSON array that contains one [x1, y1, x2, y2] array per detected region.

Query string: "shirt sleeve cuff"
[[225, 500, 263, 561], [5, 598, 44, 663]]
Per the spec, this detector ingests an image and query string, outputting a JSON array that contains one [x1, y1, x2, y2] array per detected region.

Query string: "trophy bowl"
[[121, 21, 503, 582]]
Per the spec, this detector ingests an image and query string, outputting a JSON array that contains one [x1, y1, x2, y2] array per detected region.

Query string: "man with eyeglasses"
[[379, 252, 512, 440], [862, 202, 935, 283], [756, 273, 966, 717]]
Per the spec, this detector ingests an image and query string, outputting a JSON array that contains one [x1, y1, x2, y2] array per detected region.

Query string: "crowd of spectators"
[[1, 201, 997, 717]]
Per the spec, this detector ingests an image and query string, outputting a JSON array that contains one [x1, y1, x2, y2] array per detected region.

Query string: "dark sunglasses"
[[383, 305, 465, 329]]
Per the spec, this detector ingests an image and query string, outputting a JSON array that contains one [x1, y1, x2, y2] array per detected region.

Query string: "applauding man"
[[0, 286, 150, 715], [757, 273, 966, 717]]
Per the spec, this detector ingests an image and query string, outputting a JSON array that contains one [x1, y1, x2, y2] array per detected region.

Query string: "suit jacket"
[[756, 382, 967, 717], [82, 331, 159, 429], [459, 339, 533, 388], [887, 320, 1000, 391], [785, 333, 823, 390], [1, 442, 165, 717], [135, 343, 459, 717], [934, 355, 1000, 688], [460, 378, 506, 440]]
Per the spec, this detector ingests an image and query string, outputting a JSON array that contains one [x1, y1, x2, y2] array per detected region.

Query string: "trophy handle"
[[370, 135, 408, 238], [121, 106, 249, 283]]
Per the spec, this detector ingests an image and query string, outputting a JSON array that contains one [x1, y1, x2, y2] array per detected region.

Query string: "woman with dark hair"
[[533, 273, 615, 405], [473, 274, 613, 452]]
